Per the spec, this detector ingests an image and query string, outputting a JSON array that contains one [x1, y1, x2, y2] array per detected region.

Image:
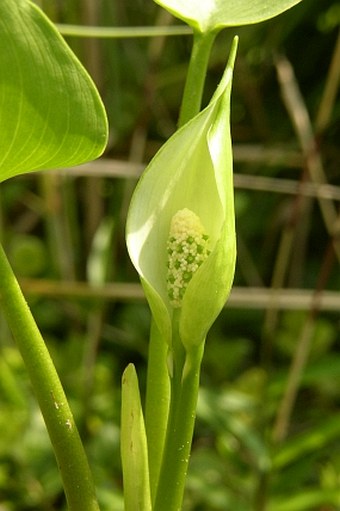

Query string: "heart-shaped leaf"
[[0, 0, 108, 183], [154, 0, 303, 33]]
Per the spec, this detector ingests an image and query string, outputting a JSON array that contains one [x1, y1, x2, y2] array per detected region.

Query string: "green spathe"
[[153, 0, 304, 33], [0, 0, 108, 182], [126, 38, 237, 349]]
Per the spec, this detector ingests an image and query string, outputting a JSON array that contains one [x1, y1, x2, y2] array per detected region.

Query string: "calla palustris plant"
[[126, 36, 238, 351]]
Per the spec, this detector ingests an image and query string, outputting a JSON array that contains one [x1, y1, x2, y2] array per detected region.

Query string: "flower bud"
[[126, 38, 238, 350]]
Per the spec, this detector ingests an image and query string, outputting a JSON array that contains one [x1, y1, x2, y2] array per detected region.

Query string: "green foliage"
[[154, 0, 304, 32], [1, 0, 340, 510], [0, 0, 108, 182], [8, 234, 48, 277], [0, 1, 109, 509]]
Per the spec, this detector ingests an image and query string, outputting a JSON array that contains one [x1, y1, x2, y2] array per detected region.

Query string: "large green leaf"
[[0, 0, 108, 182], [154, 0, 304, 32]]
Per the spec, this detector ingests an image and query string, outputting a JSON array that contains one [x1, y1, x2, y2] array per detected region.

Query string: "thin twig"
[[271, 51, 340, 443], [26, 157, 340, 200], [315, 29, 340, 134], [275, 54, 340, 259], [19, 279, 340, 311], [272, 241, 336, 443]]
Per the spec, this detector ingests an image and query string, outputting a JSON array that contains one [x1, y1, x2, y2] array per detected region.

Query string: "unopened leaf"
[[121, 364, 152, 511]]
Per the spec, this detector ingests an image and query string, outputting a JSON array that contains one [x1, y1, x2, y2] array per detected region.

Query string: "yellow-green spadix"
[[167, 208, 210, 308]]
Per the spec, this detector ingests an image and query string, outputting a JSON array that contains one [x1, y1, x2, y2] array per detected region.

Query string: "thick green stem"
[[145, 318, 171, 503], [0, 243, 100, 511], [178, 29, 217, 127], [153, 313, 204, 511]]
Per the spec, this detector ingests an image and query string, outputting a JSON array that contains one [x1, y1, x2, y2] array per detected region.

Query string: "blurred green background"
[[1, 0, 340, 509]]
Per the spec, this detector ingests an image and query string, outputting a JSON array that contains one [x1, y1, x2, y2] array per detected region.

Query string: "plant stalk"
[[145, 319, 171, 503], [0, 242, 100, 511], [178, 29, 217, 127], [153, 313, 204, 511]]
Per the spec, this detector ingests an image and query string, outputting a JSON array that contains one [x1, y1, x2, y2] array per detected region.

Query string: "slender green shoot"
[[153, 312, 205, 511], [56, 24, 192, 38], [178, 30, 218, 127], [145, 319, 171, 503], [0, 243, 100, 511]]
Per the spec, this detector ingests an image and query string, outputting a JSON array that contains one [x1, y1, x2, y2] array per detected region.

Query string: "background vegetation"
[[1, 0, 340, 509]]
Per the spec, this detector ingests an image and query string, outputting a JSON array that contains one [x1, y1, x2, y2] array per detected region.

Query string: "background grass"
[[0, 0, 340, 509]]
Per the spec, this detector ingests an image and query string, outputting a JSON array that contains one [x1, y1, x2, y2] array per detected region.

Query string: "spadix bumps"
[[166, 208, 210, 308]]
